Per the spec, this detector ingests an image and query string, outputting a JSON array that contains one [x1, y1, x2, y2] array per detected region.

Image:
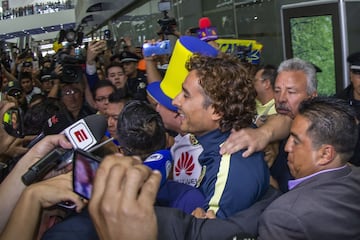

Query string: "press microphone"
[[197, 17, 218, 42], [26, 113, 72, 149], [22, 114, 107, 186], [143, 149, 173, 186]]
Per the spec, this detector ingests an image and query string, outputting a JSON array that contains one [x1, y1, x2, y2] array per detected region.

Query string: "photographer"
[[51, 45, 96, 121], [157, 9, 181, 39]]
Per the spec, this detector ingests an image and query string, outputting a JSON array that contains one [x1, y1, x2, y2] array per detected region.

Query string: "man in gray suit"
[[258, 97, 360, 239]]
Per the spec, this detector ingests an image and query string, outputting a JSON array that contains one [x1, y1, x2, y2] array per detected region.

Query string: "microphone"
[[26, 113, 72, 149], [143, 149, 173, 186], [197, 17, 218, 42], [22, 114, 107, 186]]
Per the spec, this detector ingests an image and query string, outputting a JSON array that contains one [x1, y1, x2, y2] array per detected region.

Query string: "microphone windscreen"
[[43, 113, 72, 135], [63, 114, 107, 151], [83, 114, 107, 142], [199, 17, 211, 29]]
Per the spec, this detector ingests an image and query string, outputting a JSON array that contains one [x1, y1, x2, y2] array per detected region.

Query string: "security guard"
[[336, 51, 360, 165], [119, 51, 148, 101]]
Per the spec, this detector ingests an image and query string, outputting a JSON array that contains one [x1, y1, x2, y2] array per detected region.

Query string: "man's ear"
[[317, 144, 335, 166], [263, 79, 271, 89], [311, 91, 318, 98], [210, 106, 222, 121]]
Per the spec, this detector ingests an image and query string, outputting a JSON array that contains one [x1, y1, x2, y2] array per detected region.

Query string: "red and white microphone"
[[63, 115, 105, 151], [197, 17, 218, 42]]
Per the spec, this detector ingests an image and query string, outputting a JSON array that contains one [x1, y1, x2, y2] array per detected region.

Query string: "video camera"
[[56, 28, 85, 83], [157, 1, 176, 36], [55, 47, 84, 83]]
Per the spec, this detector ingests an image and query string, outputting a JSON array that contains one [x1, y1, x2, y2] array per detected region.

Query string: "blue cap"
[[147, 81, 178, 112], [144, 149, 173, 186]]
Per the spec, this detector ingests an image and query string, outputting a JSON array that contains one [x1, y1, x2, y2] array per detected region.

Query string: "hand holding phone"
[[73, 149, 101, 200], [143, 40, 171, 57]]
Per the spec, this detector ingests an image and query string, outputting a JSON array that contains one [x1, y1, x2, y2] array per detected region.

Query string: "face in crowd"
[[107, 66, 127, 89], [61, 83, 84, 115], [172, 70, 219, 137], [105, 101, 126, 139], [94, 86, 114, 115], [122, 61, 138, 78], [274, 70, 316, 119], [20, 77, 33, 94], [350, 69, 360, 99]]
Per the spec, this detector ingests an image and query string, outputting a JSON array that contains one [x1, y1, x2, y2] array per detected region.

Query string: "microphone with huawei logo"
[[21, 114, 107, 186]]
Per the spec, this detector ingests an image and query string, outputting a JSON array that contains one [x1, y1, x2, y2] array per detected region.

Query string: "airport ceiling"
[[0, 0, 146, 43], [0, 23, 76, 42]]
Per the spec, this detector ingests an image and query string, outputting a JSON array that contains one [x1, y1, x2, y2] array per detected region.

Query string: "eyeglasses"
[[95, 96, 110, 102], [62, 88, 80, 96]]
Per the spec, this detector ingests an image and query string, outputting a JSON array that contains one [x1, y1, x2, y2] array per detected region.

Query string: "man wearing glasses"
[[60, 82, 95, 121]]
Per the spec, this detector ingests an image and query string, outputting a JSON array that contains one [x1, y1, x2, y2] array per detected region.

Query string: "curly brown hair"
[[185, 53, 256, 132]]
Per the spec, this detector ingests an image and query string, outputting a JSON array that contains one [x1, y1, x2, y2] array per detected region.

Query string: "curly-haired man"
[[172, 53, 270, 218]]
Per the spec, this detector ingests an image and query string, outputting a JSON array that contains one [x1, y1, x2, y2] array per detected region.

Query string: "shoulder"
[[230, 150, 266, 166]]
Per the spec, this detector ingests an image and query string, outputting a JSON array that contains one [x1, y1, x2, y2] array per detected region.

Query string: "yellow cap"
[[160, 36, 218, 99]]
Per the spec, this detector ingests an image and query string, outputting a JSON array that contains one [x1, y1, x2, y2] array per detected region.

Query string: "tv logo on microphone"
[[74, 129, 88, 142], [64, 119, 97, 150]]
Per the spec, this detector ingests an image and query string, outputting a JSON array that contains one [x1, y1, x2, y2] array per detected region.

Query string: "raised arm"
[[220, 114, 292, 157]]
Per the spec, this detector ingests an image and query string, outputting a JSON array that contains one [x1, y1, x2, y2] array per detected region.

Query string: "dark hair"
[[117, 100, 166, 160], [259, 64, 277, 88], [186, 53, 256, 132], [23, 98, 65, 135], [299, 97, 359, 162], [92, 79, 116, 99], [19, 72, 32, 81], [108, 88, 131, 104], [105, 62, 124, 77]]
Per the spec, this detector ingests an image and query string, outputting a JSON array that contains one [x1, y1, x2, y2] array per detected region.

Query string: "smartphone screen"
[[2, 107, 24, 138], [72, 149, 100, 199]]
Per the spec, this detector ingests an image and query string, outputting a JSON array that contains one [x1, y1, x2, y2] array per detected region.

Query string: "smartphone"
[[72, 149, 101, 200], [104, 29, 111, 40], [142, 40, 171, 57], [2, 107, 24, 138]]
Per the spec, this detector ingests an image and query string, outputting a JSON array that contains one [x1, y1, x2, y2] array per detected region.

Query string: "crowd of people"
[[1, 1, 74, 20], [0, 16, 360, 240]]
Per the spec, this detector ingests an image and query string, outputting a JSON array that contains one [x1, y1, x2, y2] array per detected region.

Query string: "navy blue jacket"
[[196, 129, 269, 218]]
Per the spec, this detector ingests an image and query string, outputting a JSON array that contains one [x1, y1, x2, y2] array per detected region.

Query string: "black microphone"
[[22, 114, 107, 186], [26, 113, 72, 149]]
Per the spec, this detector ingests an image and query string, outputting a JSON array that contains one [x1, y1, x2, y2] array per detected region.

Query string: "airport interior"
[[1, 1, 360, 239], [0, 0, 360, 94]]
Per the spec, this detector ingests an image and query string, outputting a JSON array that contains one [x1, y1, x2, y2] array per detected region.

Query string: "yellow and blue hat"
[[147, 36, 218, 111]]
